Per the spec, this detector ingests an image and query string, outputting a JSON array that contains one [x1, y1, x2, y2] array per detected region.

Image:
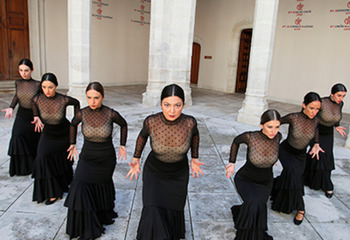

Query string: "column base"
[[66, 85, 87, 117], [345, 132, 350, 149], [237, 94, 268, 126]]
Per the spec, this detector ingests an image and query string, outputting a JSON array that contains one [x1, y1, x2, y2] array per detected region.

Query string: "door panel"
[[0, 0, 29, 80], [191, 42, 201, 85], [235, 29, 252, 93]]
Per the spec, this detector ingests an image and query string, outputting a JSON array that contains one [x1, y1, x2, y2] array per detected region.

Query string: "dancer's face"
[[41, 80, 57, 98], [161, 96, 184, 121], [86, 89, 104, 110], [303, 100, 321, 119], [261, 120, 280, 139], [331, 91, 346, 104], [18, 64, 33, 80]]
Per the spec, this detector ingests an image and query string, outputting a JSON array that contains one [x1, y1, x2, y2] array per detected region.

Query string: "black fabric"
[[31, 93, 79, 203], [137, 161, 188, 240], [304, 97, 344, 192], [65, 105, 126, 240], [7, 78, 41, 176], [31, 121, 73, 203], [304, 126, 335, 191], [230, 131, 281, 240], [134, 112, 199, 240], [270, 111, 319, 214], [65, 140, 118, 240], [271, 141, 306, 213], [8, 107, 41, 176]]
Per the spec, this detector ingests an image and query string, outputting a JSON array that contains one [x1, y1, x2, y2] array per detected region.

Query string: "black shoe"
[[325, 191, 333, 198], [263, 231, 274, 240], [293, 211, 305, 225], [45, 198, 58, 205]]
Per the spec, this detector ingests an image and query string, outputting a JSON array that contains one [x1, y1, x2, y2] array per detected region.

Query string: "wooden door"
[[0, 0, 30, 81], [190, 42, 201, 84], [235, 29, 252, 93]]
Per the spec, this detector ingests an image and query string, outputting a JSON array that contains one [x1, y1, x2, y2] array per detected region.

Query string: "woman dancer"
[[226, 110, 281, 240], [127, 84, 204, 240], [65, 82, 128, 240], [304, 84, 347, 198], [31, 73, 80, 204], [271, 92, 323, 225], [2, 59, 41, 176]]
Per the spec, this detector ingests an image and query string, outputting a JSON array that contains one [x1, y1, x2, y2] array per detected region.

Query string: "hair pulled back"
[[260, 109, 281, 125], [41, 73, 58, 86], [18, 58, 33, 70], [161, 84, 185, 103], [86, 82, 104, 97]]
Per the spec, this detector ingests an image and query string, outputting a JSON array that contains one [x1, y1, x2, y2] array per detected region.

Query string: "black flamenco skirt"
[[304, 125, 335, 192], [271, 140, 306, 213], [8, 107, 41, 176], [232, 165, 273, 240], [32, 121, 73, 203], [137, 151, 189, 240], [64, 139, 118, 240]]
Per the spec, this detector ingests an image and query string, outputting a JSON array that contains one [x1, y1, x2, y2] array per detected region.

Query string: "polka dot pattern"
[[10, 79, 40, 109], [133, 112, 199, 163], [70, 106, 127, 145], [318, 97, 343, 127], [281, 112, 319, 150], [32, 93, 80, 125], [230, 131, 282, 168]]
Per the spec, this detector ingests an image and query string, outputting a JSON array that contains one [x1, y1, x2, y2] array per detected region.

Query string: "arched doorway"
[[0, 0, 30, 81], [235, 29, 252, 93], [190, 42, 201, 85]]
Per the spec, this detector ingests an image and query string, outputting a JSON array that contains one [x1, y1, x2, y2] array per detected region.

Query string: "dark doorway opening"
[[190, 42, 201, 85], [235, 29, 252, 93]]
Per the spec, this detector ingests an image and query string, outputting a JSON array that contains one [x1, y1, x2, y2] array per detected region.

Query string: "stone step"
[[0, 81, 15, 92]]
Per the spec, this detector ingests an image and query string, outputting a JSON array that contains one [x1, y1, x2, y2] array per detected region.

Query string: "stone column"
[[28, 0, 46, 79], [67, 0, 91, 108], [237, 0, 279, 126], [345, 129, 350, 149], [142, 0, 196, 107]]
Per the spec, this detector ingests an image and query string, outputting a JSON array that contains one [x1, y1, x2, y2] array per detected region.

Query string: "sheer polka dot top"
[[32, 93, 80, 125], [10, 79, 40, 109], [133, 112, 199, 163], [70, 105, 127, 145], [281, 112, 319, 150], [229, 131, 282, 168], [318, 97, 343, 127]]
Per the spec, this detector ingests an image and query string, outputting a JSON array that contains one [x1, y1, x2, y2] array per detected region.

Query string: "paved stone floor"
[[0, 85, 349, 240]]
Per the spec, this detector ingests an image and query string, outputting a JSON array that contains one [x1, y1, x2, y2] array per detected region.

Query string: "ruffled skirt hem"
[[32, 152, 73, 203], [137, 206, 185, 240]]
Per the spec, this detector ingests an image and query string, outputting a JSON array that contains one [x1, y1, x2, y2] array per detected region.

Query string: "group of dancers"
[[1, 58, 347, 240]]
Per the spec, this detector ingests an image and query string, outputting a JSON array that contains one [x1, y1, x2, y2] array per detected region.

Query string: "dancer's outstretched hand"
[[309, 143, 325, 160], [67, 144, 79, 161], [191, 158, 204, 178], [31, 116, 44, 132], [118, 146, 127, 161], [335, 126, 347, 138], [2, 108, 13, 119], [126, 158, 141, 181], [225, 163, 235, 178]]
